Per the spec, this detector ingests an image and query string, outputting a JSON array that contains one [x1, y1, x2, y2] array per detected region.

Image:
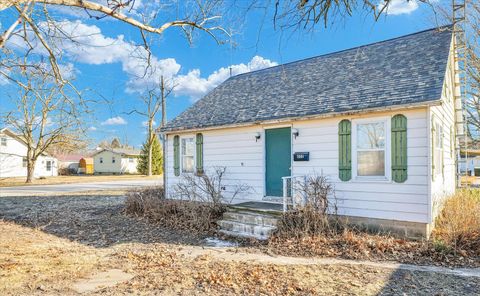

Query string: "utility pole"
[[160, 75, 167, 192]]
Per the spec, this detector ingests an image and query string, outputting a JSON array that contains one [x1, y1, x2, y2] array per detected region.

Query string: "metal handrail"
[[281, 175, 306, 212]]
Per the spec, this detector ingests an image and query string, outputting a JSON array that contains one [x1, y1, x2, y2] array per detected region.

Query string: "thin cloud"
[[10, 20, 277, 101], [174, 56, 278, 101], [378, 0, 419, 15], [101, 116, 127, 125]]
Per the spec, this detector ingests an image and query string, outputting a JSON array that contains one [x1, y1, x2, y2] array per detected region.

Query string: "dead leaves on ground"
[[266, 230, 480, 268]]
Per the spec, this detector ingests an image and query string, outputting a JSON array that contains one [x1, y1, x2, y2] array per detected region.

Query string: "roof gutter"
[[160, 99, 442, 135]]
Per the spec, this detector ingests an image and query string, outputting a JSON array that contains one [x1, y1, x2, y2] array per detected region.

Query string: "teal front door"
[[265, 127, 291, 197]]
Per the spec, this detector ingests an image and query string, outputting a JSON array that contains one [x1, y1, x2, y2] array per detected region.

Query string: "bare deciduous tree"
[[464, 2, 480, 142], [127, 76, 173, 176], [2, 64, 85, 183], [0, 0, 230, 92]]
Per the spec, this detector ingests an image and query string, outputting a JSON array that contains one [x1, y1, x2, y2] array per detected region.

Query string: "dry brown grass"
[[0, 174, 161, 187], [433, 189, 480, 254], [0, 221, 109, 294]]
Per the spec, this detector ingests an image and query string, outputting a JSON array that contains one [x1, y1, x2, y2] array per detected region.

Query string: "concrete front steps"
[[217, 202, 282, 240]]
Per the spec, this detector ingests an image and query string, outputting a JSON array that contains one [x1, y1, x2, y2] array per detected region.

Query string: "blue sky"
[[0, 0, 449, 149]]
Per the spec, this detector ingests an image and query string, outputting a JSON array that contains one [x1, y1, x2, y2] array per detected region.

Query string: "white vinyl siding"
[[93, 151, 138, 174], [429, 42, 457, 221], [0, 131, 58, 178], [166, 108, 432, 223], [166, 129, 265, 202]]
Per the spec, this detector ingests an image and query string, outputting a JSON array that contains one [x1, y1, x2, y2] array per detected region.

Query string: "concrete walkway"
[[179, 245, 480, 279], [0, 179, 162, 196]]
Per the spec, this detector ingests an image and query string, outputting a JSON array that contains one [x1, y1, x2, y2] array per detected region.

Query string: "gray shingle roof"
[[163, 26, 453, 132]]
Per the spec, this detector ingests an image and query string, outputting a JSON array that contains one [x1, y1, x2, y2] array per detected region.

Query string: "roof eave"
[[161, 99, 442, 134]]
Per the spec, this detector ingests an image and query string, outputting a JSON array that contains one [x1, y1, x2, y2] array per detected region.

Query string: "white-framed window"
[[22, 157, 27, 167], [100, 157, 103, 163], [181, 137, 195, 173], [129, 157, 134, 163], [352, 118, 390, 180], [112, 156, 116, 163], [434, 122, 443, 176], [46, 160, 52, 171], [0, 137, 6, 146]]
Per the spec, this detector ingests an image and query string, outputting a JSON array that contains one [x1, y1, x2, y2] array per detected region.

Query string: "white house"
[[92, 148, 140, 174], [0, 128, 58, 178], [161, 26, 461, 238]]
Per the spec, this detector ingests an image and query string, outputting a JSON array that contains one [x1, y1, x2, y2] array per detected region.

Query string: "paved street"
[[0, 179, 162, 196]]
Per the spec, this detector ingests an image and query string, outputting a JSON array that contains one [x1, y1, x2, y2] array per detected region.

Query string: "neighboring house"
[[92, 148, 140, 174], [161, 27, 461, 237], [0, 128, 58, 178], [57, 154, 83, 174], [458, 150, 480, 175]]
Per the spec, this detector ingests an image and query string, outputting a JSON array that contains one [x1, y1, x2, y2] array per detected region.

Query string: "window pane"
[[435, 124, 443, 148], [358, 151, 385, 176], [182, 138, 194, 155], [181, 138, 195, 172], [435, 149, 443, 175], [182, 156, 194, 172], [357, 123, 385, 149]]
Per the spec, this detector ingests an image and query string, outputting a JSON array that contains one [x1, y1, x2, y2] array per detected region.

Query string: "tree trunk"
[[26, 152, 35, 183]]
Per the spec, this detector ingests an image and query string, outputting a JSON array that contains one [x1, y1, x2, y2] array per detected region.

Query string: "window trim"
[[434, 121, 444, 177], [112, 156, 116, 163], [22, 157, 27, 168], [46, 160, 52, 171], [351, 117, 391, 181], [181, 136, 195, 173]]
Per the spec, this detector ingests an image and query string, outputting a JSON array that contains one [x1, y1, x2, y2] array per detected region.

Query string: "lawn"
[[0, 174, 161, 187], [0, 195, 478, 295]]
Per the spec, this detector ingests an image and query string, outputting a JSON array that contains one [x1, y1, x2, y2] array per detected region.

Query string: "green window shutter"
[[173, 135, 180, 176], [196, 133, 204, 175], [391, 114, 408, 183], [338, 119, 352, 181]]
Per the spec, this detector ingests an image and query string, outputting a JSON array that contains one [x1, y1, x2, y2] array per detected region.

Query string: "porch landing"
[[229, 201, 283, 214]]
